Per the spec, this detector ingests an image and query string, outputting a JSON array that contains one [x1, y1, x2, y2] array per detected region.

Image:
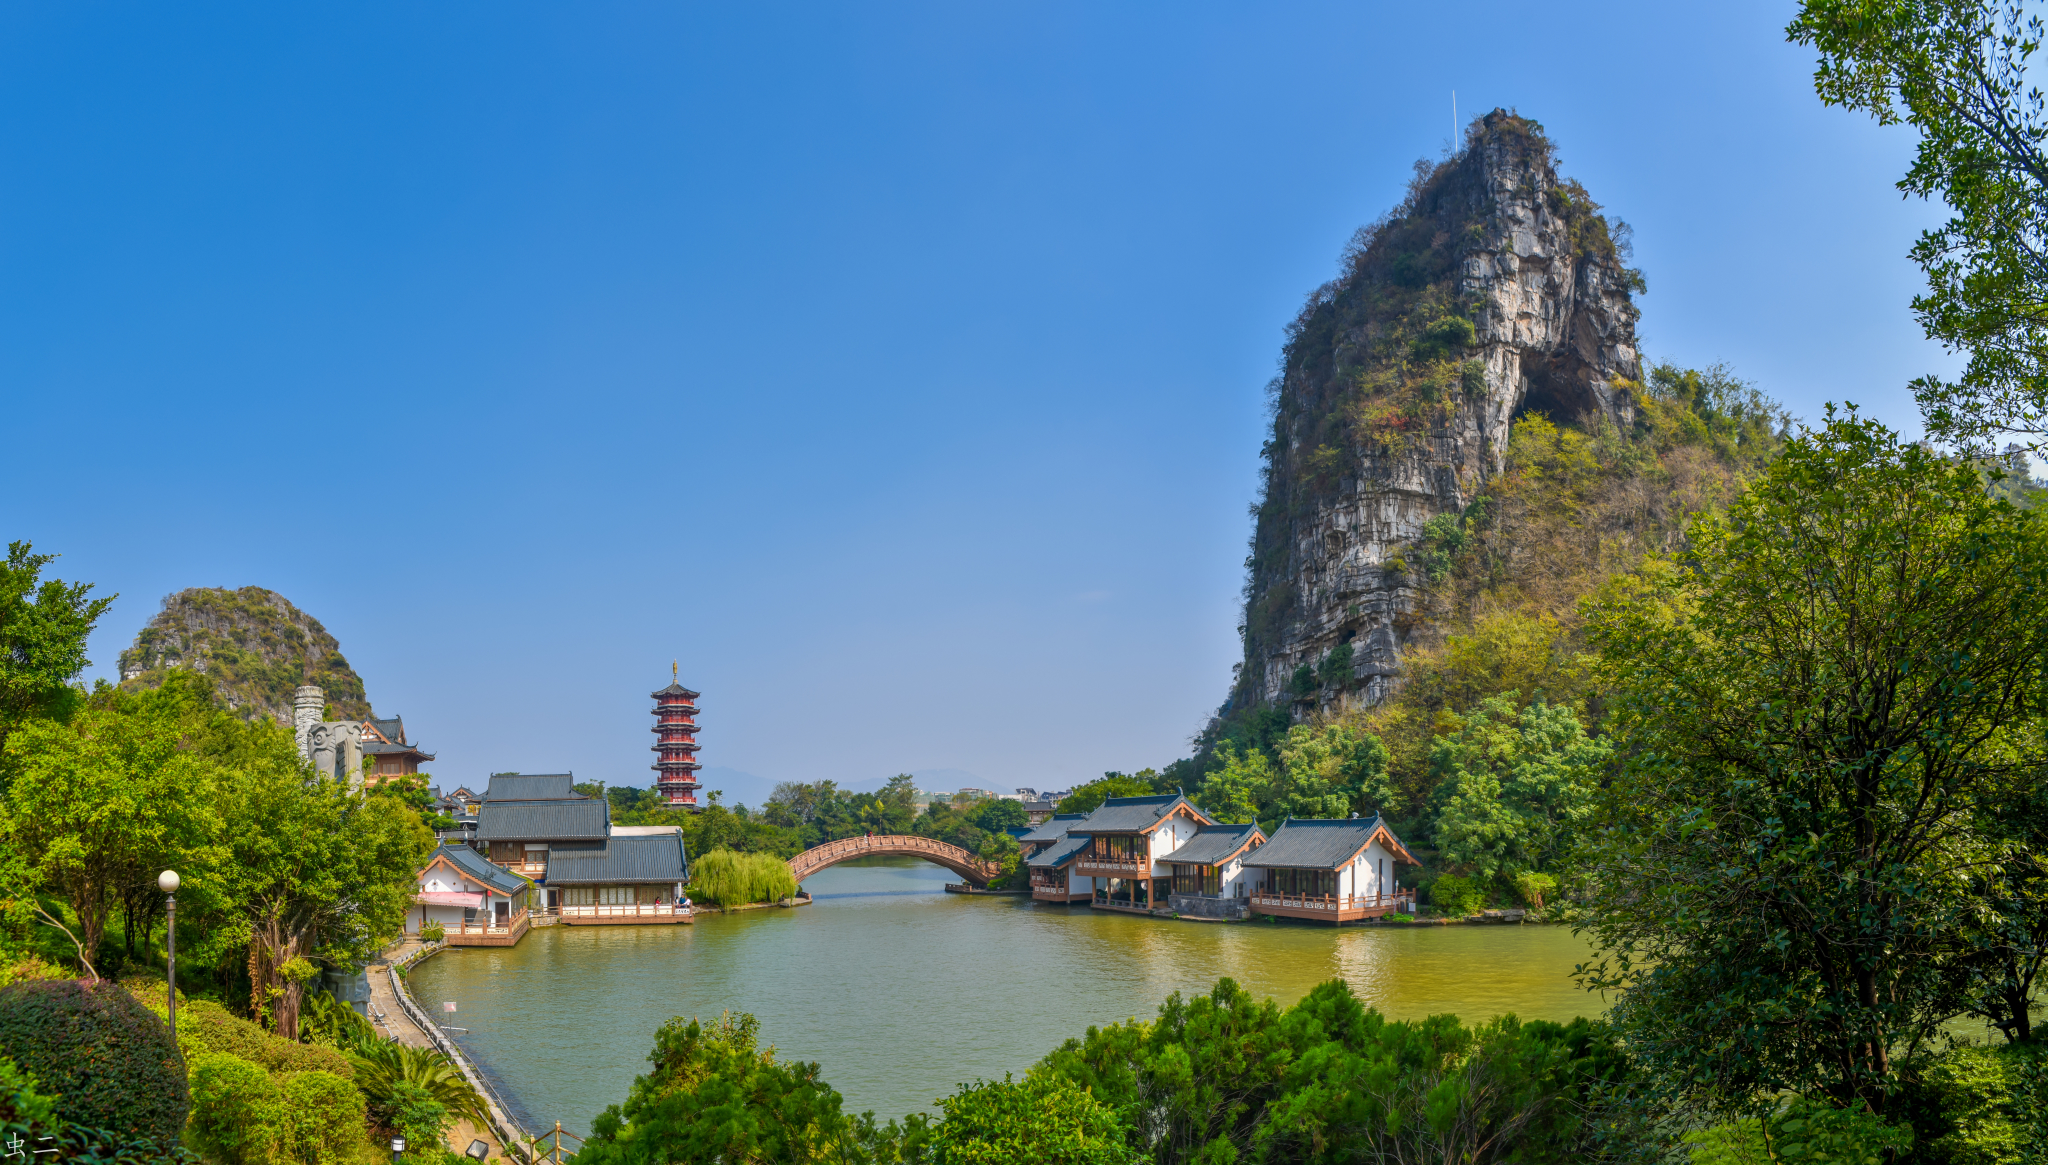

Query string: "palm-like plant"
[[347, 1041, 491, 1132]]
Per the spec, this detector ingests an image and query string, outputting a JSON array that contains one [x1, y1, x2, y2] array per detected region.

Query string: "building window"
[[563, 887, 594, 907]]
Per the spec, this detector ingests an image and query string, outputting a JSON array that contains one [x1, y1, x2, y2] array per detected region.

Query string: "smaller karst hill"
[[119, 587, 371, 724]]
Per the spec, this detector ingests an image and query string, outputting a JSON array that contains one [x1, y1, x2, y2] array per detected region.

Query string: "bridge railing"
[[786, 834, 1001, 883]]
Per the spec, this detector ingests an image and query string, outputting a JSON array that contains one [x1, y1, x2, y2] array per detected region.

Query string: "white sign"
[[443, 1001, 457, 1013]]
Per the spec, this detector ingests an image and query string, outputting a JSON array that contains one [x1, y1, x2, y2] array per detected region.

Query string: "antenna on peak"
[[1452, 90, 1458, 144]]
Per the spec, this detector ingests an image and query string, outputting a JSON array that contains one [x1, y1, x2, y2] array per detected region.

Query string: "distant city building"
[[651, 665, 703, 808]]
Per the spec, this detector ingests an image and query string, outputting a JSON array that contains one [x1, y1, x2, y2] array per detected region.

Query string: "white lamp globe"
[[157, 870, 180, 893], [391, 1136, 406, 1153]]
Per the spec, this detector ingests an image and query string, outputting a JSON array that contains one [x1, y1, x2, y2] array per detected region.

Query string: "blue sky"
[[1, 2, 1955, 801]]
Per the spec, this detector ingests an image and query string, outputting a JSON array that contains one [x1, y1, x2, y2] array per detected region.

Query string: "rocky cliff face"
[[119, 587, 372, 724], [1235, 111, 1642, 714]]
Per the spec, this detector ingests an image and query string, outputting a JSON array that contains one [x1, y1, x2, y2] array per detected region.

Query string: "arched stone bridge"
[[787, 834, 1002, 887]]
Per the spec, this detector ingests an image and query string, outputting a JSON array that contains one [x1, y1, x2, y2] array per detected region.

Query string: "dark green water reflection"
[[409, 856, 1602, 1137]]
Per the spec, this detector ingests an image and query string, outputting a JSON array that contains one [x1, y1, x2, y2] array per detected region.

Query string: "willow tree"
[[1580, 410, 2048, 1117]]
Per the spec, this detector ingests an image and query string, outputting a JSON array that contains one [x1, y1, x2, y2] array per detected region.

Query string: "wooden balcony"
[[445, 909, 530, 947], [560, 902, 693, 926], [1030, 877, 1090, 903], [1072, 853, 1154, 879], [1249, 889, 1415, 925]]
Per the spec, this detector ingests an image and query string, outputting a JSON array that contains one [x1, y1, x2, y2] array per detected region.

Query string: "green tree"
[[968, 798, 1027, 833], [1580, 411, 2048, 1116], [1193, 744, 1275, 824], [577, 1011, 909, 1165], [1791, 1, 2048, 452], [1055, 773, 1158, 815], [1426, 697, 1606, 880], [220, 749, 432, 1039], [0, 541, 114, 759], [922, 1074, 1141, 1165], [1275, 722, 1393, 819], [1, 700, 223, 975]]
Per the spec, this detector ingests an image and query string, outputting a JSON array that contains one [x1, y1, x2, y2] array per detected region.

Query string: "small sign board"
[[443, 1001, 458, 1014]]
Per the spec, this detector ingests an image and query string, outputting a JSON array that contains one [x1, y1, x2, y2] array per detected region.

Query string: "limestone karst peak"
[[1234, 110, 1643, 715]]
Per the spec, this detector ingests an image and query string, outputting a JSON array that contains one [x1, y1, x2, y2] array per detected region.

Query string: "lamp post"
[[390, 1135, 406, 1161], [157, 870, 180, 1040]]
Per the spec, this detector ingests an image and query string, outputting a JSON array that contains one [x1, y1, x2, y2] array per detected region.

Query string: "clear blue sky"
[[1, 2, 1956, 801]]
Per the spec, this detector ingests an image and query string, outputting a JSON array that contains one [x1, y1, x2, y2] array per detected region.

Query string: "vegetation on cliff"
[[119, 586, 372, 725]]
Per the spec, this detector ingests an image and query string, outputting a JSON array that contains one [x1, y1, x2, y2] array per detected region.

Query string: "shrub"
[[1685, 1094, 1911, 1165], [300, 990, 381, 1055], [1512, 871, 1558, 910], [1429, 873, 1486, 917], [0, 979, 188, 1153], [187, 1052, 281, 1165], [274, 1070, 368, 1165], [350, 1041, 489, 1132], [688, 850, 799, 906], [926, 1073, 1142, 1165], [180, 998, 355, 1079], [385, 1080, 452, 1159], [421, 922, 446, 943]]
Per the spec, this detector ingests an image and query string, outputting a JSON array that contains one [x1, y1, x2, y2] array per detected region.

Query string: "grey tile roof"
[[366, 716, 408, 744], [543, 834, 690, 885], [1072, 794, 1210, 835], [432, 843, 528, 895], [1160, 823, 1265, 866], [1242, 816, 1411, 870], [484, 774, 578, 801], [363, 741, 433, 758], [1020, 813, 1088, 844], [476, 798, 609, 842], [1027, 834, 1089, 869]]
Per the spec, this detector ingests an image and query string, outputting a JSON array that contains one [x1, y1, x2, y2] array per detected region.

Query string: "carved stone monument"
[[294, 684, 364, 790]]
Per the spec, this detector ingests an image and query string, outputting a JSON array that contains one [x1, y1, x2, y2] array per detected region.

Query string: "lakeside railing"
[[446, 908, 529, 937], [559, 902, 687, 919], [1248, 889, 1415, 914], [385, 953, 533, 1162]]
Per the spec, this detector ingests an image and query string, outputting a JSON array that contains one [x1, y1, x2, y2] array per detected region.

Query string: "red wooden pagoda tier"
[[651, 671, 702, 808]]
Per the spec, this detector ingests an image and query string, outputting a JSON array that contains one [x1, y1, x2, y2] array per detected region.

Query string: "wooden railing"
[[1249, 889, 1415, 913], [448, 908, 529, 936], [1073, 853, 1151, 874], [560, 902, 686, 919]]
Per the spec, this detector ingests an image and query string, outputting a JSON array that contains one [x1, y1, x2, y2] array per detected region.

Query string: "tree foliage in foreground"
[[1580, 410, 2048, 1117], [0, 540, 113, 763], [1792, 0, 2048, 453], [578, 980, 1632, 1165]]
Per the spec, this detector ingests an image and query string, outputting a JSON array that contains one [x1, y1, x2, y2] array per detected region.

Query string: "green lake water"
[[408, 856, 1605, 1138]]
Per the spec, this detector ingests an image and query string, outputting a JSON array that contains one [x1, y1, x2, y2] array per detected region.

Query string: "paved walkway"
[[366, 938, 433, 1048], [366, 940, 511, 1160]]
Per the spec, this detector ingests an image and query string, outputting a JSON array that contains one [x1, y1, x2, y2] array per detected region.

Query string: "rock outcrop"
[[119, 587, 372, 724], [1234, 111, 1642, 714]]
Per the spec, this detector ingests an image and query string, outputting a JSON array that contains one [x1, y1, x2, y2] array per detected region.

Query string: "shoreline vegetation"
[[13, 4, 2048, 1159]]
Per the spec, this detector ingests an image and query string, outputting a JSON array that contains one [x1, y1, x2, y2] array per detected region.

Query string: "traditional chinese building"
[[360, 714, 434, 785], [652, 666, 702, 808]]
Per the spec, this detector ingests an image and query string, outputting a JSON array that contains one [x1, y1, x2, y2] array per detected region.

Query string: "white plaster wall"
[[405, 904, 470, 935]]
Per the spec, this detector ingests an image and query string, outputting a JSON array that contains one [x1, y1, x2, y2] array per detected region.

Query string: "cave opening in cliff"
[[1515, 357, 1600, 428]]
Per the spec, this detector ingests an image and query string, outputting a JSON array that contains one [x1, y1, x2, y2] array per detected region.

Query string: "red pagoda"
[[651, 663, 703, 808]]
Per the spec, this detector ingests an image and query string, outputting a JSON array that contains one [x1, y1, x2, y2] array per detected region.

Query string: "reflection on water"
[[409, 856, 1602, 1137]]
